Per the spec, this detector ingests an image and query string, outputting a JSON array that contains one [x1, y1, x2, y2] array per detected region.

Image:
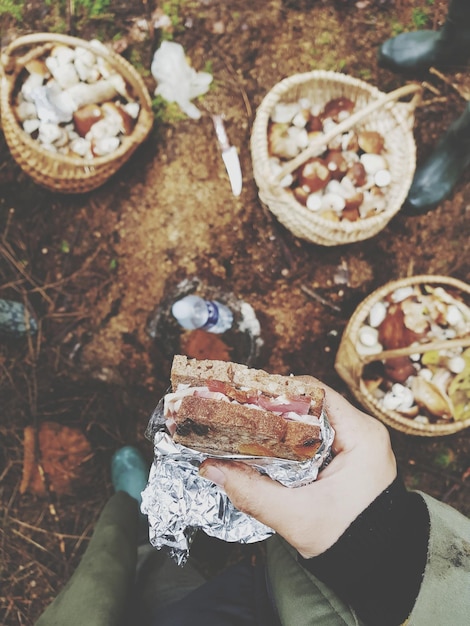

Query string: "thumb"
[[199, 459, 290, 531]]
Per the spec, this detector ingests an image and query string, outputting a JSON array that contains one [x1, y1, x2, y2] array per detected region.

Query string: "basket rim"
[[337, 274, 470, 436], [0, 32, 153, 168], [250, 70, 417, 236]]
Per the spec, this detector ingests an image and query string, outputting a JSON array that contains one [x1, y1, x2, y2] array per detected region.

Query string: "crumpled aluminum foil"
[[141, 395, 335, 565]]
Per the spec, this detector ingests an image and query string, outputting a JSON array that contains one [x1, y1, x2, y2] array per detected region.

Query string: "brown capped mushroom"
[[378, 302, 422, 350], [73, 104, 103, 137], [346, 161, 367, 187], [321, 97, 355, 123], [297, 157, 331, 193], [358, 130, 385, 154], [292, 186, 309, 205], [325, 151, 348, 180], [342, 206, 361, 222], [102, 101, 135, 135], [306, 115, 323, 133], [384, 356, 416, 384], [268, 122, 299, 159], [344, 190, 364, 212]]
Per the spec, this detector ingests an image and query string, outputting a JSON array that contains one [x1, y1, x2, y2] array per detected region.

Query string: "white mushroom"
[[446, 304, 464, 327], [23, 118, 40, 134], [279, 173, 294, 188], [368, 301, 387, 328], [306, 192, 322, 211], [358, 325, 380, 347], [45, 57, 80, 90], [16, 101, 38, 121], [92, 136, 121, 156], [374, 169, 391, 187], [122, 102, 140, 119], [320, 193, 345, 213], [360, 153, 388, 175], [271, 102, 300, 124], [382, 383, 415, 411], [418, 368, 434, 381], [70, 137, 92, 157], [66, 76, 123, 109], [292, 110, 309, 128], [448, 356, 466, 374], [21, 72, 45, 101], [38, 122, 65, 145], [287, 126, 309, 150], [50, 44, 75, 64], [391, 286, 415, 303]]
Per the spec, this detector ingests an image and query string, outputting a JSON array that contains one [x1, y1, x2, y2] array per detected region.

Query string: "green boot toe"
[[378, 0, 470, 74], [404, 104, 470, 215], [111, 445, 148, 505], [378, 30, 442, 74]]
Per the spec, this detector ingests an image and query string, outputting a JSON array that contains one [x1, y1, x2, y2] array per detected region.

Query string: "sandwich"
[[163, 355, 326, 461]]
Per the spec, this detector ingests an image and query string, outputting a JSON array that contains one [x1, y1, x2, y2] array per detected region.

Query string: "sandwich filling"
[[164, 381, 321, 437]]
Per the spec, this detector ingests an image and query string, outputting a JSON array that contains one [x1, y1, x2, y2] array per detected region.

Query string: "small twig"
[[12, 518, 91, 541], [300, 284, 342, 312], [220, 55, 252, 120], [35, 462, 66, 555], [416, 96, 448, 108], [0, 242, 53, 305], [66, 0, 75, 35], [11, 528, 50, 553], [421, 81, 442, 97], [429, 66, 470, 101]]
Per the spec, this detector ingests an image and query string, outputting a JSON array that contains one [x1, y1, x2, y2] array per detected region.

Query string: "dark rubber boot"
[[378, 0, 470, 73], [404, 102, 470, 214]]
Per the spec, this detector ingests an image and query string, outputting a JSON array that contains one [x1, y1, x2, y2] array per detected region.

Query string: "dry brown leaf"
[[180, 329, 232, 361], [20, 421, 92, 496]]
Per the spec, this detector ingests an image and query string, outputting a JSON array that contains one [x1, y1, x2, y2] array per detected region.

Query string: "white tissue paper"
[[151, 41, 213, 120]]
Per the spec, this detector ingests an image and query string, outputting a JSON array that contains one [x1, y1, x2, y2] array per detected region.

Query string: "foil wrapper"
[[141, 395, 335, 565]]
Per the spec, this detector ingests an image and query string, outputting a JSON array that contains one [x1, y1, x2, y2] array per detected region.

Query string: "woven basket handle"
[[361, 336, 470, 366], [274, 82, 423, 182], [1, 32, 152, 115], [2, 33, 113, 70]]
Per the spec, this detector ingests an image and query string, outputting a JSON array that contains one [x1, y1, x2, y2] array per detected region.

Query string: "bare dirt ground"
[[1, 1, 469, 624]]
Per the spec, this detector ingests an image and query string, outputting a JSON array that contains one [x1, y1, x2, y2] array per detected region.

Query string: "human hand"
[[199, 378, 397, 558]]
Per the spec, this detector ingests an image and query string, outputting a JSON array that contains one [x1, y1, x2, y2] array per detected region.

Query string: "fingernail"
[[199, 464, 226, 487]]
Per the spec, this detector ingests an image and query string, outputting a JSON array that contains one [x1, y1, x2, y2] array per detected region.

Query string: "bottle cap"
[[171, 298, 192, 320]]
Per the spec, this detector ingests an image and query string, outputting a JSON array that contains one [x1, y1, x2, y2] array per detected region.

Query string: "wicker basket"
[[0, 33, 154, 193], [250, 71, 422, 246], [335, 275, 470, 436]]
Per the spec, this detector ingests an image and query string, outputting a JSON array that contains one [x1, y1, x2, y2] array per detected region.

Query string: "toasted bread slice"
[[171, 355, 325, 418], [173, 396, 322, 460]]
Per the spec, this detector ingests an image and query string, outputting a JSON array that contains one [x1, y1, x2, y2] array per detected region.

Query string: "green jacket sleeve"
[[267, 488, 470, 626], [35, 492, 138, 626], [407, 492, 470, 626]]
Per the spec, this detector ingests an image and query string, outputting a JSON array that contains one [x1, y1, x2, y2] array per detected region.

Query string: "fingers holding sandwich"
[[199, 458, 310, 548], [198, 387, 397, 559], [295, 376, 388, 455], [198, 457, 351, 557], [199, 458, 286, 524]]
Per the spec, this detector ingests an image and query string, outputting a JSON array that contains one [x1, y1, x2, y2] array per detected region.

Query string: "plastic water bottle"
[[171, 295, 233, 334]]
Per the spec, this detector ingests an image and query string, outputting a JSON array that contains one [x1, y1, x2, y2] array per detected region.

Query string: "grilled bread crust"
[[170, 356, 324, 460], [171, 355, 325, 418]]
